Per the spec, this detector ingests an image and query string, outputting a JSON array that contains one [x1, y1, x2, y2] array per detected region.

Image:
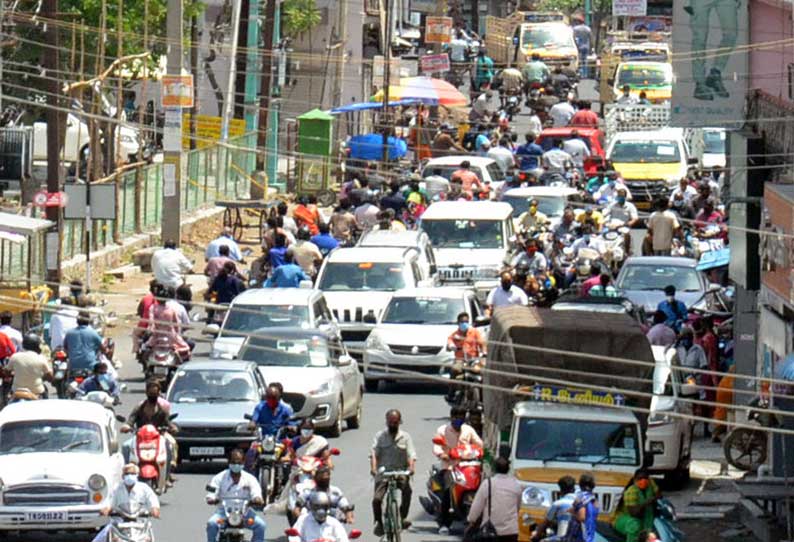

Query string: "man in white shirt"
[[467, 457, 521, 540], [93, 464, 160, 542], [206, 450, 265, 542], [527, 109, 543, 135], [448, 30, 470, 63], [354, 198, 380, 229], [49, 303, 79, 350], [541, 139, 574, 174], [606, 188, 640, 227], [152, 239, 193, 289], [668, 177, 698, 206], [486, 272, 529, 315], [616, 84, 639, 105], [291, 492, 350, 542], [0, 311, 22, 350], [647, 198, 681, 255], [487, 138, 516, 173], [471, 90, 498, 121], [549, 98, 576, 127], [562, 131, 591, 168], [205, 228, 243, 261], [593, 172, 633, 203]]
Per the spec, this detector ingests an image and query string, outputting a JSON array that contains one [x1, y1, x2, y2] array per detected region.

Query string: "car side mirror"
[[169, 413, 179, 421], [688, 157, 699, 165], [115, 414, 126, 423], [337, 354, 354, 367], [708, 283, 722, 293], [474, 315, 490, 327], [330, 447, 341, 456], [109, 440, 119, 455], [203, 323, 220, 337], [350, 529, 362, 539]]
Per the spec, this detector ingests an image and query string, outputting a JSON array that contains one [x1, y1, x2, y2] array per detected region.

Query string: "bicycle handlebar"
[[380, 470, 412, 478]]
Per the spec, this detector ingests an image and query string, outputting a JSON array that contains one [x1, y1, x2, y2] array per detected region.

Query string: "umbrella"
[[330, 99, 421, 114], [347, 134, 407, 161], [696, 248, 730, 271], [776, 353, 794, 382], [372, 76, 468, 107]]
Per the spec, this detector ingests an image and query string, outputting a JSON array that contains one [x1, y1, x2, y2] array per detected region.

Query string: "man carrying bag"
[[466, 457, 522, 542]]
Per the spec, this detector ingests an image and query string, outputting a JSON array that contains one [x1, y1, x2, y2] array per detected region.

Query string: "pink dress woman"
[[146, 301, 190, 359]]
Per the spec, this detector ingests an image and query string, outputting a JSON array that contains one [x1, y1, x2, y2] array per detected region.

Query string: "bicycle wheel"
[[385, 491, 402, 542]]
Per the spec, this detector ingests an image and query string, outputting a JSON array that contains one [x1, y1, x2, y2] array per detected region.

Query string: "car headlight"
[[235, 423, 254, 434], [477, 266, 501, 279], [648, 410, 671, 425], [308, 382, 332, 396], [650, 441, 665, 454], [365, 332, 388, 352], [521, 486, 551, 507], [88, 474, 107, 491]]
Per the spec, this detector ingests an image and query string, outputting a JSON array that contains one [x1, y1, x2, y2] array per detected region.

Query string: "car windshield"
[[503, 195, 565, 218], [168, 369, 259, 403], [0, 420, 103, 455], [422, 219, 504, 249], [617, 264, 702, 292], [515, 418, 640, 465], [240, 336, 330, 367], [382, 296, 465, 325], [486, 163, 505, 182], [318, 262, 407, 291], [609, 140, 680, 164], [704, 130, 726, 154], [522, 26, 573, 49], [422, 165, 484, 182], [616, 65, 672, 87], [221, 304, 310, 336]]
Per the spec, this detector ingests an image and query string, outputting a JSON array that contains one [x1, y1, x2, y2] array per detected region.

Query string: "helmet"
[[22, 333, 41, 353], [297, 227, 311, 241], [309, 491, 331, 523], [515, 261, 531, 277]]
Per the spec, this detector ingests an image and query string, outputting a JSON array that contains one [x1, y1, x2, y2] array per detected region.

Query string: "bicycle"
[[379, 469, 412, 542]]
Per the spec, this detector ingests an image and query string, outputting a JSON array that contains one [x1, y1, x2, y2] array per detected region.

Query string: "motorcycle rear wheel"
[[724, 427, 767, 471]]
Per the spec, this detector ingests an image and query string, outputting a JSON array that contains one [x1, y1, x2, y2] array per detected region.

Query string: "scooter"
[[285, 451, 340, 525], [595, 498, 684, 542], [51, 348, 69, 398], [143, 336, 183, 388], [108, 506, 155, 542], [419, 435, 484, 524], [208, 497, 264, 542], [127, 415, 178, 495]]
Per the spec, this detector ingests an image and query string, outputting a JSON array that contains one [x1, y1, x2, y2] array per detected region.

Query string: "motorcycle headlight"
[[235, 423, 255, 434], [365, 332, 388, 352], [521, 486, 551, 507], [308, 382, 331, 396], [88, 474, 107, 491], [228, 511, 243, 527], [262, 436, 276, 452]]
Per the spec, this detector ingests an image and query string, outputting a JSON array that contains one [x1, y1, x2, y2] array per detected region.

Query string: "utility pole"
[[257, 0, 279, 187], [222, 0, 242, 139], [43, 0, 62, 288], [162, 0, 183, 245], [381, 0, 393, 163], [242, 0, 261, 131], [332, 0, 347, 107]]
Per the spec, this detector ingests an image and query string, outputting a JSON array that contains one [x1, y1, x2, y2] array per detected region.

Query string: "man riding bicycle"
[[445, 312, 487, 402]]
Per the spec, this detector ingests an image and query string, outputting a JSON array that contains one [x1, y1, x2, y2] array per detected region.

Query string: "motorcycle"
[[573, 247, 603, 285], [108, 505, 155, 542], [209, 498, 264, 542], [723, 397, 779, 471], [285, 526, 362, 542], [127, 414, 178, 495], [441, 355, 484, 410], [285, 450, 340, 525], [595, 498, 683, 542], [243, 414, 292, 505], [503, 94, 522, 121], [600, 226, 630, 274], [143, 336, 183, 388], [52, 347, 69, 398], [419, 435, 484, 525]]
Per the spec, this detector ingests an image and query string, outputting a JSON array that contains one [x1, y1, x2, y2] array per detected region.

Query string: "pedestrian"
[[432, 124, 466, 157], [292, 227, 323, 276], [0, 311, 22, 351], [330, 201, 358, 244], [262, 216, 294, 251], [657, 285, 688, 332], [695, 316, 720, 427], [676, 326, 709, 437], [370, 409, 416, 536], [268, 233, 289, 270], [354, 194, 380, 230], [205, 227, 242, 262], [486, 272, 529, 315], [278, 201, 298, 236], [531, 475, 576, 541], [311, 222, 340, 256], [466, 457, 521, 542], [572, 16, 592, 77], [711, 358, 735, 442], [294, 195, 321, 236], [152, 239, 193, 289], [473, 49, 495, 92], [646, 197, 681, 255], [646, 310, 677, 347], [613, 469, 662, 542]]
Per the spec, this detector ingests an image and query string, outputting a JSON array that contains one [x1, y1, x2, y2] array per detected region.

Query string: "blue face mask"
[[451, 419, 465, 430], [98, 374, 111, 388], [459, 322, 470, 332], [608, 180, 616, 188], [583, 234, 591, 243], [616, 196, 626, 205], [123, 474, 137, 487], [680, 338, 693, 349], [229, 463, 244, 474]]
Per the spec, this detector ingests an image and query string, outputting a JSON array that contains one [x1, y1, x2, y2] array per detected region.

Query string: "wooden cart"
[[216, 200, 281, 244]]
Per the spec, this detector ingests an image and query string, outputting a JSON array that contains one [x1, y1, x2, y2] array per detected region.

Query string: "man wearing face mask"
[[605, 189, 640, 228], [656, 285, 689, 333], [79, 361, 120, 399], [613, 469, 661, 542], [122, 380, 178, 481], [293, 491, 350, 542], [486, 272, 529, 315], [93, 464, 160, 542], [250, 383, 294, 435], [371, 409, 416, 536], [594, 171, 632, 205], [433, 406, 484, 534], [206, 449, 266, 542], [295, 466, 354, 525], [518, 199, 549, 233], [289, 418, 332, 468], [511, 238, 548, 277]]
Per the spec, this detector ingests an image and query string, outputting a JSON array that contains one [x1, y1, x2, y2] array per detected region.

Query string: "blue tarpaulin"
[[330, 99, 421, 114], [347, 134, 407, 161], [696, 248, 730, 271]]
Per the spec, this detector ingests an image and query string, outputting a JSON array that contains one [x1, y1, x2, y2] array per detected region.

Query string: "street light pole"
[[162, 0, 183, 245], [381, 0, 393, 163]]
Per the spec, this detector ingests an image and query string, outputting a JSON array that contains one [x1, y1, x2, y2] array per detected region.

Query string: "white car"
[[364, 287, 489, 391], [421, 155, 506, 199], [238, 327, 363, 437], [0, 400, 124, 532], [209, 288, 337, 360]]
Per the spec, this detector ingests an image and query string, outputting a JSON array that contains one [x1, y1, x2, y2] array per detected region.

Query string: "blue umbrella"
[[776, 353, 794, 381], [696, 248, 730, 271], [347, 134, 407, 161]]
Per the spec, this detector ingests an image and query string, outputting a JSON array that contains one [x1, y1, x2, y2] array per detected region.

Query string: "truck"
[[484, 12, 578, 72], [481, 306, 655, 541], [598, 37, 671, 105]]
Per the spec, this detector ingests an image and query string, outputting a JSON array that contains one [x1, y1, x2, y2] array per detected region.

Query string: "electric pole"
[[162, 0, 184, 245], [256, 0, 277, 172], [43, 0, 62, 287]]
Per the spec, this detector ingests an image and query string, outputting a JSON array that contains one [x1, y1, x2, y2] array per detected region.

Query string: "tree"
[[536, 0, 612, 49], [281, 0, 322, 39]]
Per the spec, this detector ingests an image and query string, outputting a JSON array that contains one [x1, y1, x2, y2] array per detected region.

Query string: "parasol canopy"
[[372, 76, 468, 107]]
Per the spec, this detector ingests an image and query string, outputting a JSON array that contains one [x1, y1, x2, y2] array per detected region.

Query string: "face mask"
[[229, 463, 244, 474], [459, 322, 470, 333], [527, 248, 537, 256], [529, 206, 537, 215], [673, 199, 683, 207], [266, 398, 279, 409], [616, 196, 626, 205], [680, 338, 693, 349], [451, 419, 465, 430], [387, 424, 399, 435], [608, 180, 616, 188], [316, 479, 330, 490], [301, 429, 314, 439], [666, 295, 675, 303], [501, 281, 512, 291], [123, 474, 137, 487], [636, 479, 649, 491], [146, 394, 158, 404]]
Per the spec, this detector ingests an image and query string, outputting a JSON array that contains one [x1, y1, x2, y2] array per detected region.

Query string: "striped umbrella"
[[372, 76, 469, 107]]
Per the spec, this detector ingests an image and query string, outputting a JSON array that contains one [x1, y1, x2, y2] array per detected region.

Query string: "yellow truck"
[[598, 39, 670, 104], [612, 60, 673, 103], [485, 12, 578, 71]]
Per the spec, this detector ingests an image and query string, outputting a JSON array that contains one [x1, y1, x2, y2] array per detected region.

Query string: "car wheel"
[[327, 397, 343, 438], [346, 394, 363, 429]]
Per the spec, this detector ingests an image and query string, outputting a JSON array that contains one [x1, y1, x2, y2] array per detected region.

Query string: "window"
[[789, 64, 794, 101]]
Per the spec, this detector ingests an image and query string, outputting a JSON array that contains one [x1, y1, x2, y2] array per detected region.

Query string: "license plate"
[[153, 366, 169, 375], [190, 446, 225, 456], [635, 201, 651, 210], [26, 511, 65, 522]]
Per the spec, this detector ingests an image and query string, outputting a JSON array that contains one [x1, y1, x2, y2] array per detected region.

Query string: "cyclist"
[[370, 409, 416, 537], [445, 312, 486, 402]]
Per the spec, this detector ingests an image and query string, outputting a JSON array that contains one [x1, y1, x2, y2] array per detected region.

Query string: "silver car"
[[363, 287, 489, 391], [238, 328, 363, 438]]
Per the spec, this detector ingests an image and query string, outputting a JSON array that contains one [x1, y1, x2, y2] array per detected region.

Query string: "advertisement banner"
[[671, 0, 748, 127], [425, 16, 452, 44], [161, 75, 194, 108], [420, 53, 451, 74], [613, 0, 647, 16]]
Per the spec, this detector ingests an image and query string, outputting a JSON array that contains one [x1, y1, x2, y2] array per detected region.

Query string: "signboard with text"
[[181, 115, 246, 149], [420, 53, 451, 74], [613, 0, 647, 16], [425, 16, 453, 44], [161, 75, 194, 108]]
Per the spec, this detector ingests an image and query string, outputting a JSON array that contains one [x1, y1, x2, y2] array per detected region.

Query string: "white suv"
[[315, 246, 434, 358]]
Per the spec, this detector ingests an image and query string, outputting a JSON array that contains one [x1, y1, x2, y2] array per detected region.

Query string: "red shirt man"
[[570, 104, 599, 127]]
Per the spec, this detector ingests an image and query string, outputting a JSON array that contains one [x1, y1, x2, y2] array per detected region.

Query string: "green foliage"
[[536, 0, 612, 15], [281, 0, 322, 38]]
